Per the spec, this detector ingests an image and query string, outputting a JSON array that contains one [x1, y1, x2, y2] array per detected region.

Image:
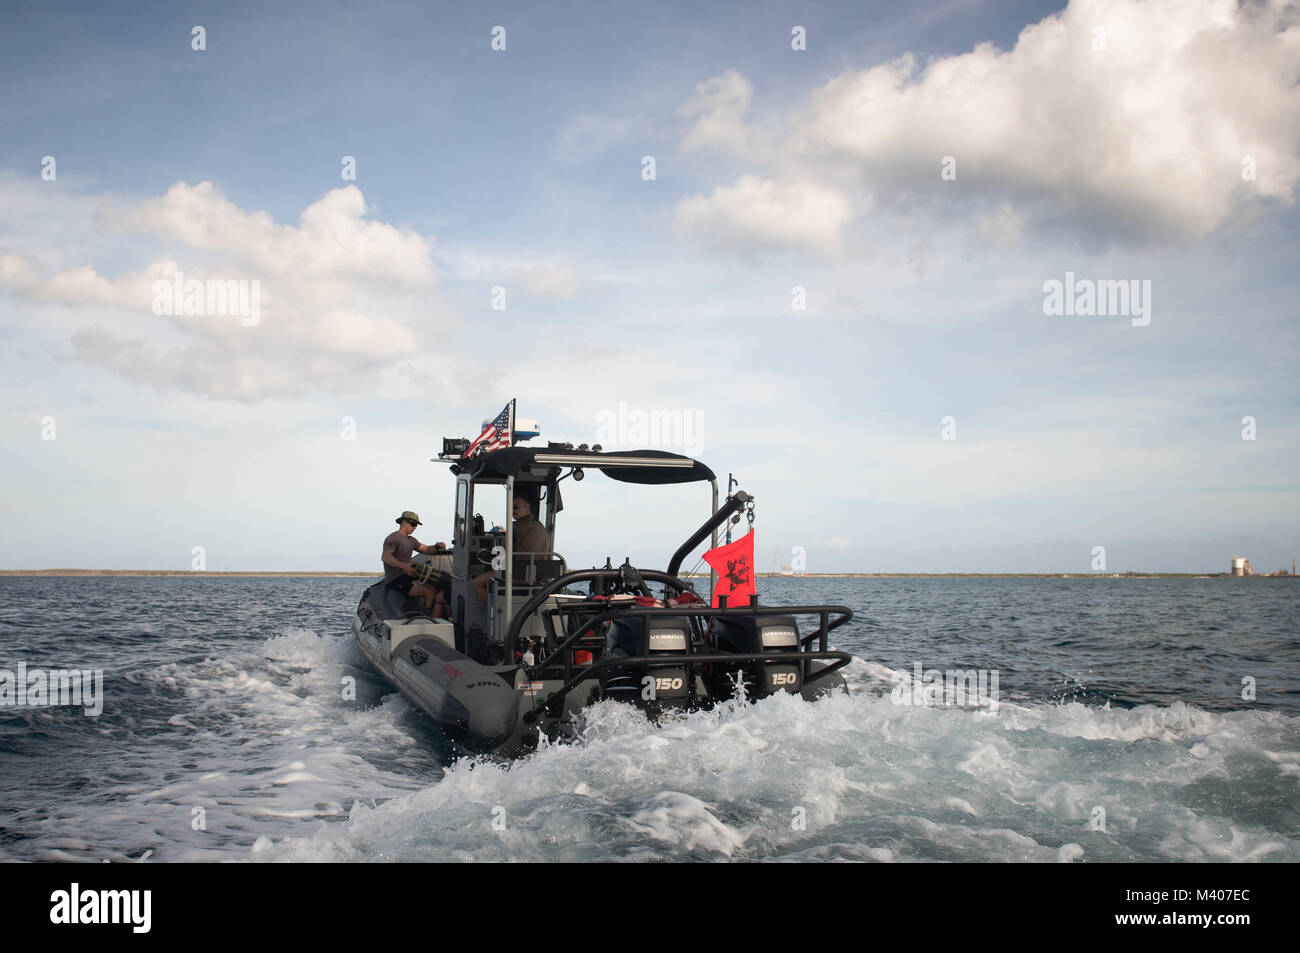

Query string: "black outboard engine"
[[600, 614, 692, 709], [710, 614, 802, 699]]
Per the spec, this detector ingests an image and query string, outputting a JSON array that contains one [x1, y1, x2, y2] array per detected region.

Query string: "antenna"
[[726, 472, 738, 545]]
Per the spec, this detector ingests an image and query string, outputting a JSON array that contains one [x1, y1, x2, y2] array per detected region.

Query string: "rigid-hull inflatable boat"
[[353, 439, 852, 756]]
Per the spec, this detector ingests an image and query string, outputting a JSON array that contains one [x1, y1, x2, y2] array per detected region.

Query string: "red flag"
[[702, 531, 757, 608]]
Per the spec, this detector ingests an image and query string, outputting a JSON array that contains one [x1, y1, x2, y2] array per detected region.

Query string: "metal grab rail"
[[529, 649, 853, 720], [535, 600, 853, 670], [503, 567, 698, 658], [519, 601, 854, 717]]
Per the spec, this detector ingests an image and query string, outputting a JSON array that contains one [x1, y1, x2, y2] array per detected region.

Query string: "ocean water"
[[0, 575, 1296, 862]]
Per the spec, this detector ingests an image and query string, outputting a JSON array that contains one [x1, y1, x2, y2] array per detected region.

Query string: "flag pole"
[[504, 398, 517, 629], [725, 472, 738, 545]]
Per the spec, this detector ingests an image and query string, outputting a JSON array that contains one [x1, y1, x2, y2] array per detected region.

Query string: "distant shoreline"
[[0, 570, 378, 578], [0, 569, 1287, 579]]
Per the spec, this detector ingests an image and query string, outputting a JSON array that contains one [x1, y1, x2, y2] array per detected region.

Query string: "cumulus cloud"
[[797, 0, 1300, 238], [679, 69, 754, 154], [0, 182, 444, 400], [673, 174, 852, 255], [116, 182, 434, 284], [62, 308, 419, 401], [0, 251, 40, 289], [674, 0, 1300, 248], [0, 254, 179, 309]]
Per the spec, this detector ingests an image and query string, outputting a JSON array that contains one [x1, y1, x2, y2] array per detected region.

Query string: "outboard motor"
[[600, 615, 692, 709], [711, 614, 802, 699]]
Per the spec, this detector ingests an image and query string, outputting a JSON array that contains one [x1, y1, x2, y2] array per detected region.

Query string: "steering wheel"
[[474, 528, 506, 566]]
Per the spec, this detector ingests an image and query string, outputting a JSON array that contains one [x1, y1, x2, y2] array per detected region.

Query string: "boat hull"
[[353, 585, 532, 754], [352, 581, 851, 757]]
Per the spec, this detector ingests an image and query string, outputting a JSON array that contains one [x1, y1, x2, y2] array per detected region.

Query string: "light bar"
[[532, 453, 694, 468]]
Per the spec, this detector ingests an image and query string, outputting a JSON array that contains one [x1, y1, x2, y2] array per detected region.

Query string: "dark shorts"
[[387, 574, 414, 596]]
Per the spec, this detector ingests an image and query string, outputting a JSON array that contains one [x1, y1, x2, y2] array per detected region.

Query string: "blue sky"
[[1, 0, 1297, 572]]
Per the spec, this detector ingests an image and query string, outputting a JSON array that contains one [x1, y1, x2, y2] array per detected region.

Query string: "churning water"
[[0, 576, 1295, 862]]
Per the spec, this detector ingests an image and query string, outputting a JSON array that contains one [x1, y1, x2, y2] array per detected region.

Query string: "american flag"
[[465, 402, 513, 458]]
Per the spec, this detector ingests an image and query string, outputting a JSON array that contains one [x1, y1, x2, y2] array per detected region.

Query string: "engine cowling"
[[711, 614, 802, 698], [600, 614, 692, 708]]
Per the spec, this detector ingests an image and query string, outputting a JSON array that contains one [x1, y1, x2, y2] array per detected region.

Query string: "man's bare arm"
[[382, 549, 415, 574]]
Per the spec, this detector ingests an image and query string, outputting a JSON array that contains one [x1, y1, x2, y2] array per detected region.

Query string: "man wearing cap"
[[473, 493, 549, 604], [382, 511, 449, 617]]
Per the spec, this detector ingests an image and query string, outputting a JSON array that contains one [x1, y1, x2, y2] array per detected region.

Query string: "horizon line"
[[0, 570, 1292, 579]]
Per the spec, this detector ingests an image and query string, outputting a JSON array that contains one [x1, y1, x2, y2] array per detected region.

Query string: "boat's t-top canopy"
[[454, 446, 716, 486], [434, 405, 724, 633]]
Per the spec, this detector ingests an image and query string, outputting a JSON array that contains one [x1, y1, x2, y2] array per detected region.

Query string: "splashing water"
[[1, 576, 1295, 862]]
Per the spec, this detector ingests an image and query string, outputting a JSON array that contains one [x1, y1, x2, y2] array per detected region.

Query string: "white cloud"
[[0, 255, 179, 309], [0, 251, 40, 288], [796, 0, 1300, 238], [679, 69, 754, 155], [672, 174, 852, 255], [116, 182, 434, 284], [671, 1, 1300, 250], [0, 182, 446, 400]]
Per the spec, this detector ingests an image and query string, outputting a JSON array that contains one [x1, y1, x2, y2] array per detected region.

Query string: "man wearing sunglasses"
[[382, 511, 449, 617]]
